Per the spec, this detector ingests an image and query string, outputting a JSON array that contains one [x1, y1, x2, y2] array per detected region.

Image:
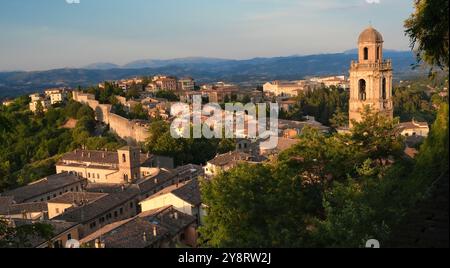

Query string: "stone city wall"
[[72, 91, 150, 144]]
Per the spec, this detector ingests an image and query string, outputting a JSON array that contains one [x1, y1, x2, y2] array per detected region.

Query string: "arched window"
[[382, 78, 387, 100], [122, 154, 126, 163], [363, 47, 369, 60], [359, 79, 367, 101]]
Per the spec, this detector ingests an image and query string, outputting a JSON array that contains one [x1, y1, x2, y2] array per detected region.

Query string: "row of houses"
[[0, 146, 206, 248], [99, 76, 196, 92], [263, 76, 350, 98], [29, 88, 69, 113]]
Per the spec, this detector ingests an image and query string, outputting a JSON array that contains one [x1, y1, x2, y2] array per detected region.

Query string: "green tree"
[[405, 0, 449, 69], [0, 219, 54, 248], [34, 101, 44, 117], [329, 107, 349, 129], [350, 107, 404, 165], [130, 104, 149, 120]]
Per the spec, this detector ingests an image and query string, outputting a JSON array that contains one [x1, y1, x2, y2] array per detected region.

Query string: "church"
[[349, 26, 394, 127]]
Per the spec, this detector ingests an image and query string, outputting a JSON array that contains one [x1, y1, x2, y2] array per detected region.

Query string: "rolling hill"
[[0, 50, 422, 98]]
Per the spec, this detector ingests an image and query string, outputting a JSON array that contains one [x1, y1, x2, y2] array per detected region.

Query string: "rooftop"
[[80, 206, 196, 248], [53, 188, 139, 223], [0, 201, 48, 215], [48, 192, 107, 205], [208, 151, 252, 167], [143, 179, 202, 206], [358, 26, 383, 43], [57, 149, 154, 168], [136, 168, 179, 195], [398, 120, 429, 130], [1, 173, 86, 203]]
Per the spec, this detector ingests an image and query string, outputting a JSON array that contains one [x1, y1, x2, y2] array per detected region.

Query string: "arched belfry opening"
[[363, 47, 369, 60], [359, 79, 367, 101], [382, 78, 387, 100]]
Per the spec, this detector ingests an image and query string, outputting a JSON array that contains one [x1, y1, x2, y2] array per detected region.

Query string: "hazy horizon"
[[0, 0, 414, 71]]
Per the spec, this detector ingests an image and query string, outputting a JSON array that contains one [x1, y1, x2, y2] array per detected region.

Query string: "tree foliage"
[[0, 99, 122, 191], [199, 106, 445, 247], [144, 120, 235, 166], [405, 0, 449, 69], [0, 219, 54, 248]]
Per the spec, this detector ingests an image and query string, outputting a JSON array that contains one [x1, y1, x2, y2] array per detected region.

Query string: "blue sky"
[[0, 0, 414, 71]]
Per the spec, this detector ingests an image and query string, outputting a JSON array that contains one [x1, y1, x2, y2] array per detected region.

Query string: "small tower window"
[[122, 154, 126, 163], [359, 79, 367, 101], [376, 47, 380, 61], [363, 47, 369, 60], [382, 78, 387, 100]]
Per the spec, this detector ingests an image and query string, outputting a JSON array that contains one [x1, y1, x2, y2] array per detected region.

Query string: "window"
[[363, 47, 369, 60], [120, 208, 123, 215], [130, 202, 134, 209], [56, 208, 60, 214], [53, 240, 63, 248], [122, 154, 127, 163], [376, 47, 380, 60], [382, 78, 387, 100], [67, 233, 72, 241], [359, 79, 367, 101], [114, 211, 118, 218]]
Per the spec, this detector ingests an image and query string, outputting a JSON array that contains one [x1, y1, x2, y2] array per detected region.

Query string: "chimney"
[[153, 226, 158, 237], [154, 178, 158, 184], [174, 212, 179, 220]]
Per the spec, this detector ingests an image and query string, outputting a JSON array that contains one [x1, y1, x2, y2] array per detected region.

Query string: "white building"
[[399, 120, 430, 137], [45, 88, 68, 105], [29, 93, 51, 113]]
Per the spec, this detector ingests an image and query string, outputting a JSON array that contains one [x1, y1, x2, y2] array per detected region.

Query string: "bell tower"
[[349, 26, 393, 127], [117, 146, 141, 183]]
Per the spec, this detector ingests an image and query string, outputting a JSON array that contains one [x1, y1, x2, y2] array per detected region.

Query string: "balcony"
[[351, 59, 392, 71]]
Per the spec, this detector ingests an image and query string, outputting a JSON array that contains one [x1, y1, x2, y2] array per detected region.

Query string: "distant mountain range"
[[0, 50, 423, 98]]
